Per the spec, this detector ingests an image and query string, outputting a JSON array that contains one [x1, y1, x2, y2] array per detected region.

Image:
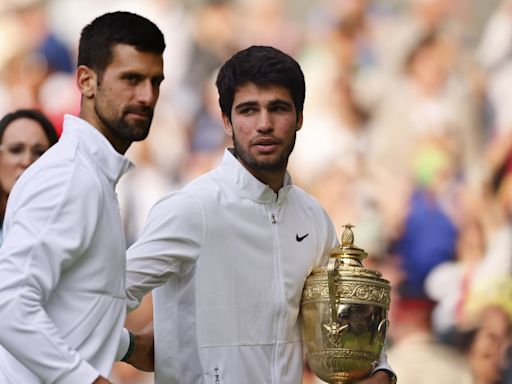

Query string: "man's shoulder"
[[289, 185, 324, 210], [15, 141, 77, 188], [14, 139, 104, 204], [180, 168, 224, 197], [150, 168, 230, 216]]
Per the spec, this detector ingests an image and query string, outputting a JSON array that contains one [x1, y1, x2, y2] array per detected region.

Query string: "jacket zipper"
[[269, 201, 284, 384]]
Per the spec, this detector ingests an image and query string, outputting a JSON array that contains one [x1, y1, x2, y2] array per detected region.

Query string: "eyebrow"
[[234, 99, 293, 111], [234, 101, 258, 112], [268, 99, 293, 109], [0, 142, 48, 147], [120, 70, 165, 82]]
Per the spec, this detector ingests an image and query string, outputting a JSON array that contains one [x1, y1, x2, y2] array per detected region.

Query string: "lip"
[[127, 112, 150, 120], [254, 144, 278, 153], [252, 137, 280, 145], [252, 137, 281, 153]]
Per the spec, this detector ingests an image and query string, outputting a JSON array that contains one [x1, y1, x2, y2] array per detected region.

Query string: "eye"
[[32, 146, 47, 158], [6, 144, 24, 155], [151, 76, 164, 88], [123, 74, 141, 84], [239, 107, 256, 115], [269, 103, 292, 113]]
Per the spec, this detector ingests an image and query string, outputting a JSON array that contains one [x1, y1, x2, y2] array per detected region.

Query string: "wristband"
[[377, 369, 397, 384], [121, 330, 135, 362]]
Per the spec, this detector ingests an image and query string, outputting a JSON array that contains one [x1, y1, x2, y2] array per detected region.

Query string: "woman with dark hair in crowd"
[[0, 109, 58, 245]]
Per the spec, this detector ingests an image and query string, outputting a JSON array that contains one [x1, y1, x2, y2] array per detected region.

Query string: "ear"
[[76, 65, 97, 99], [296, 111, 303, 132], [222, 113, 233, 136]]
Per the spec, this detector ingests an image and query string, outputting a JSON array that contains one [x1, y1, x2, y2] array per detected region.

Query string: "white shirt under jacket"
[[125, 149, 392, 384], [0, 115, 132, 383]]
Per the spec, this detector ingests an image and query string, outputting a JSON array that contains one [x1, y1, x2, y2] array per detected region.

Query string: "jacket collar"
[[61, 114, 134, 185], [218, 148, 292, 203]]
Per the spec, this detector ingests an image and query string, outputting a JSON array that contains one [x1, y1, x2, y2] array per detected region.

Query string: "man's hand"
[[92, 376, 112, 384], [357, 370, 393, 384], [125, 321, 155, 372]]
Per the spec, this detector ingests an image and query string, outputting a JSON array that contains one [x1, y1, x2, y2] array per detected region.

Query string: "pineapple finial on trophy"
[[341, 224, 355, 247]]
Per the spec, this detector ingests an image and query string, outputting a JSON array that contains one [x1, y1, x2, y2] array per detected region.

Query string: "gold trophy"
[[301, 224, 391, 384]]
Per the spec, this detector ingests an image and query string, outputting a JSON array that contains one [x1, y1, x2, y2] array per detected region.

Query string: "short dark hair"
[[216, 45, 306, 121], [0, 109, 58, 145], [78, 11, 166, 78]]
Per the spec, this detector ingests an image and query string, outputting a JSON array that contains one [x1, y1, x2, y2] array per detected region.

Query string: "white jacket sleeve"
[[125, 191, 204, 311], [0, 164, 101, 383]]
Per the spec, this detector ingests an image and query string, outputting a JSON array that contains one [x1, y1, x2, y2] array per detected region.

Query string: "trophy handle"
[[323, 257, 348, 346], [377, 319, 389, 333]]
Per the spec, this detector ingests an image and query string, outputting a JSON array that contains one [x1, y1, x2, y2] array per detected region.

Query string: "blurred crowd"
[[1, 0, 512, 382]]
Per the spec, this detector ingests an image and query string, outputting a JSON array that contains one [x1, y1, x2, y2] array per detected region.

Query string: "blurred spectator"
[[477, 0, 512, 135], [425, 208, 486, 347], [0, 108, 58, 245], [462, 129, 512, 331], [290, 71, 371, 188], [391, 173, 463, 302], [0, 0, 74, 113], [176, 0, 239, 122], [368, 31, 480, 181], [387, 297, 473, 384], [237, 0, 303, 55], [467, 305, 512, 384], [188, 70, 226, 155]]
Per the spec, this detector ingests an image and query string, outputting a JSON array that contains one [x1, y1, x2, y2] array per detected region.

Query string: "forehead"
[[105, 44, 164, 75], [233, 82, 293, 105], [2, 118, 47, 144]]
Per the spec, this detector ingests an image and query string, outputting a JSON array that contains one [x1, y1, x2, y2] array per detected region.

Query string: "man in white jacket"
[[122, 46, 395, 384], [0, 11, 165, 384]]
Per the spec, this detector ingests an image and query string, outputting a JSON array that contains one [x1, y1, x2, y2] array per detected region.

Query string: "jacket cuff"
[[372, 349, 394, 375]]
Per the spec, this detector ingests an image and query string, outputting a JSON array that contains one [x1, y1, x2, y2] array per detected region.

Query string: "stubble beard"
[[232, 132, 296, 173], [94, 100, 153, 143]]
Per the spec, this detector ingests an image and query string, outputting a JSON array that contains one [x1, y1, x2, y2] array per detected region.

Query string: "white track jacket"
[[0, 115, 132, 383], [125, 149, 392, 383]]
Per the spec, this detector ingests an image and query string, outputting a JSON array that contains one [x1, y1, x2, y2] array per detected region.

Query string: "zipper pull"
[[271, 214, 277, 224]]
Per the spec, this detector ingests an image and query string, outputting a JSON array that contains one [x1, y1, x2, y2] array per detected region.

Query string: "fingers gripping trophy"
[[301, 224, 391, 384]]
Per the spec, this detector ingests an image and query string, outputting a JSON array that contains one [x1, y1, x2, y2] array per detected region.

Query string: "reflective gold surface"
[[301, 225, 391, 384]]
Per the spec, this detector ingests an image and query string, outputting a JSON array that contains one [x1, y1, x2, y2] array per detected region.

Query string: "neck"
[[244, 165, 285, 193], [259, 170, 286, 193], [79, 109, 130, 154], [232, 151, 287, 193]]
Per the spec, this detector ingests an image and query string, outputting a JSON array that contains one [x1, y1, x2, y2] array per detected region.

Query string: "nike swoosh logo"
[[296, 233, 309, 242]]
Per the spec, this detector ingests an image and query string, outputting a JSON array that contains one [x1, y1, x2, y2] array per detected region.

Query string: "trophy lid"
[[329, 224, 367, 266]]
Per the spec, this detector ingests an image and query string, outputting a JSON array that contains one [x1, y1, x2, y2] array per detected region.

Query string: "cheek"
[[0, 156, 19, 193], [231, 121, 252, 140], [97, 86, 124, 113]]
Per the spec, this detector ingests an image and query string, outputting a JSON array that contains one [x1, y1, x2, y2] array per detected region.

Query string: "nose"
[[257, 110, 273, 133], [136, 80, 159, 106], [19, 149, 35, 169]]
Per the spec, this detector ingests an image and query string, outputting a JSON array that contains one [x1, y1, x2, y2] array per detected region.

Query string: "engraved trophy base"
[[306, 349, 376, 384]]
